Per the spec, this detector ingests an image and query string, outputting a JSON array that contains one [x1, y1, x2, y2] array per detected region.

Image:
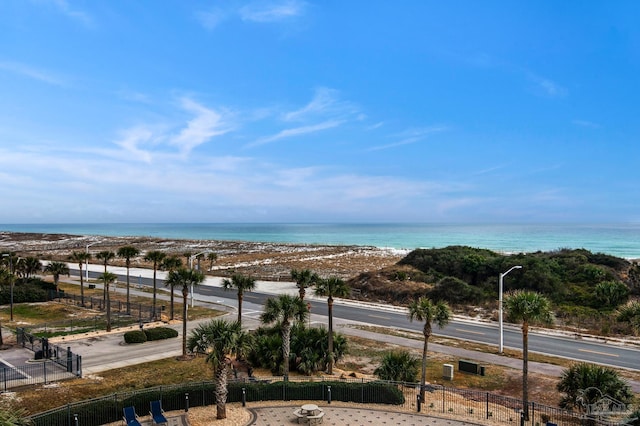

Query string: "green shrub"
[[144, 327, 179, 341], [124, 330, 147, 344]]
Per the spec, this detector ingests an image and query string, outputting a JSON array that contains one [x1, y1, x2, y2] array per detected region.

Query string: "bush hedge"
[[124, 330, 147, 344], [144, 327, 178, 341]]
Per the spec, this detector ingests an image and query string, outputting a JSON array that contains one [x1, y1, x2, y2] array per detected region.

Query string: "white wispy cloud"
[[114, 126, 155, 163], [195, 8, 227, 30], [528, 74, 567, 98], [240, 0, 305, 23], [38, 0, 93, 26], [249, 119, 343, 147], [573, 119, 601, 129], [0, 61, 65, 86], [368, 126, 448, 151], [170, 98, 233, 155], [283, 87, 356, 122]]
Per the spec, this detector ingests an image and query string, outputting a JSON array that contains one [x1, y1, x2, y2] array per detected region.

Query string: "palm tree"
[[222, 273, 256, 325], [260, 294, 307, 380], [17, 257, 41, 278], [314, 276, 349, 374], [96, 251, 115, 303], [69, 251, 90, 306], [374, 350, 420, 382], [187, 319, 249, 420], [161, 255, 183, 320], [617, 300, 640, 335], [43, 261, 69, 295], [117, 246, 139, 314], [408, 296, 451, 402], [207, 252, 218, 271], [144, 250, 166, 319], [291, 268, 319, 300], [98, 272, 118, 332], [504, 290, 553, 420], [557, 362, 633, 409], [166, 267, 204, 357]]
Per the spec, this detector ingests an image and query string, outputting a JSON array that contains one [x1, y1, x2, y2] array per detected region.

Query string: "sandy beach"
[[0, 231, 404, 281]]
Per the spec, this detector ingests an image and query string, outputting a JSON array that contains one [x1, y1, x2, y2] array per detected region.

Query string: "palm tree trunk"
[[327, 297, 334, 375], [299, 287, 305, 300], [420, 327, 428, 402], [152, 266, 158, 320], [79, 263, 85, 306], [522, 322, 529, 420], [282, 321, 291, 381], [170, 284, 175, 320], [125, 263, 131, 315], [182, 288, 188, 357], [238, 292, 243, 324], [215, 364, 229, 419], [106, 281, 111, 332]]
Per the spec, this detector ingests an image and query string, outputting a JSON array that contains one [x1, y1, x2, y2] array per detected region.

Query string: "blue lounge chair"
[[150, 400, 168, 425], [123, 406, 142, 426]]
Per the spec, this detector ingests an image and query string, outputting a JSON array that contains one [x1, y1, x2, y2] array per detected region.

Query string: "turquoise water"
[[1, 223, 639, 259]]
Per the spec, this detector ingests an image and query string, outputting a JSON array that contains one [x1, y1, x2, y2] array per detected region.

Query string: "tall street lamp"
[[2, 253, 15, 322], [85, 241, 100, 281], [499, 265, 522, 354], [189, 251, 211, 308]]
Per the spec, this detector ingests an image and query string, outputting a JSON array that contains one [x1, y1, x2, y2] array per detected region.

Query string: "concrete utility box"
[[459, 359, 485, 376], [443, 364, 454, 380]]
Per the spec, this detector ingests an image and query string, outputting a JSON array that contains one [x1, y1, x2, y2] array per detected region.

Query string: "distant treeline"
[[350, 246, 639, 313]]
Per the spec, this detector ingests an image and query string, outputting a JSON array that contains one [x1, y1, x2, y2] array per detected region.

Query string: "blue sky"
[[0, 1, 638, 224]]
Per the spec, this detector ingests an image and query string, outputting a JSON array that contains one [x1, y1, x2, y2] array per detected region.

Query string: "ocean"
[[1, 223, 639, 259]]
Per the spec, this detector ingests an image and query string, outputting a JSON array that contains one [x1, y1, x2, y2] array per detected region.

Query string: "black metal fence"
[[27, 377, 635, 426], [0, 361, 77, 392], [16, 328, 82, 379], [56, 292, 161, 324]]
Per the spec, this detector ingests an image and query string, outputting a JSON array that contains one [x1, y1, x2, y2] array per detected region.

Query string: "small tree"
[[43, 261, 69, 294], [144, 250, 166, 319], [408, 296, 451, 402], [617, 300, 640, 335], [187, 319, 249, 420], [166, 267, 204, 357], [291, 268, 319, 300], [98, 272, 118, 332], [557, 363, 633, 410], [222, 273, 256, 325], [117, 245, 140, 314], [69, 251, 90, 306], [260, 294, 307, 380], [504, 290, 553, 420], [161, 255, 183, 320], [375, 350, 420, 382], [314, 276, 349, 374], [96, 251, 115, 303]]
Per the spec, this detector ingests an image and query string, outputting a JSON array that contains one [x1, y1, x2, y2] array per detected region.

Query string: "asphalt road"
[[68, 266, 640, 372]]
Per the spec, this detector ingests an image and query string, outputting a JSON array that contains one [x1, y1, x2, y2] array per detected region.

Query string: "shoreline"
[[0, 231, 405, 280]]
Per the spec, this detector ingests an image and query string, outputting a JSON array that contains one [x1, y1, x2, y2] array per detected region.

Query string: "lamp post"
[[2, 254, 15, 321], [189, 251, 211, 308], [499, 265, 522, 354], [85, 241, 100, 281]]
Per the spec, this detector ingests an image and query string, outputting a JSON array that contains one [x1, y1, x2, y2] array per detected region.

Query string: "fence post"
[[417, 393, 421, 412], [327, 385, 331, 404], [77, 355, 82, 377], [486, 392, 489, 419], [2, 368, 6, 393], [242, 388, 246, 407], [442, 386, 445, 413], [43, 361, 47, 384], [74, 413, 79, 426], [185, 393, 189, 412], [67, 347, 73, 373]]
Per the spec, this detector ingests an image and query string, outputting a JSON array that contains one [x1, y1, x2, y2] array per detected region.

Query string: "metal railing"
[[27, 377, 634, 426]]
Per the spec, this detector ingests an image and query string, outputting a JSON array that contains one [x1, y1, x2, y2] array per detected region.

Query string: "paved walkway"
[[248, 405, 483, 425]]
